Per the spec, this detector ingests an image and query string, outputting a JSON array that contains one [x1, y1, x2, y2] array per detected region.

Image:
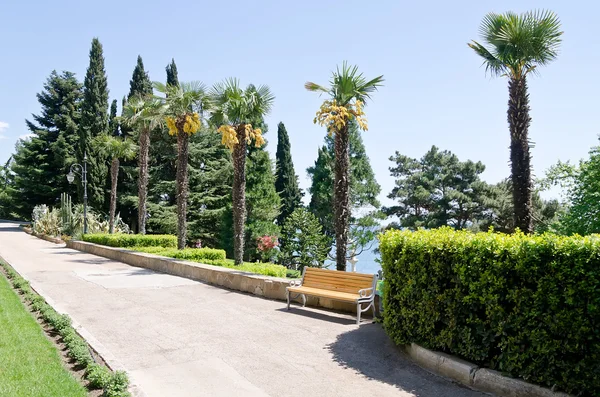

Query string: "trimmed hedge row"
[[131, 246, 287, 278], [133, 246, 226, 261], [0, 260, 130, 397], [379, 228, 600, 396], [83, 233, 177, 248]]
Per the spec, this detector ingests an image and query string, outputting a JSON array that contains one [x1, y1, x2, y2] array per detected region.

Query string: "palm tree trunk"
[[334, 124, 350, 271], [109, 157, 119, 234], [176, 131, 190, 250], [508, 76, 533, 234], [232, 125, 247, 266], [138, 127, 150, 235]]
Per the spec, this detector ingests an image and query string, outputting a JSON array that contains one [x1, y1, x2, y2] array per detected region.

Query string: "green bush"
[[102, 371, 129, 397], [86, 363, 111, 389], [83, 233, 177, 248], [379, 228, 600, 396], [150, 247, 226, 261], [131, 247, 286, 278]]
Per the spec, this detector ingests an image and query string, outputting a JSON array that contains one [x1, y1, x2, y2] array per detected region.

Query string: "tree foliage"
[[280, 208, 329, 271], [385, 145, 492, 229], [274, 122, 302, 226], [10, 71, 82, 219], [79, 38, 110, 209]]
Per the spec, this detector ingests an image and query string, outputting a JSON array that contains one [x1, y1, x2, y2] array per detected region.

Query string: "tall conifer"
[[79, 38, 110, 209], [274, 122, 302, 226]]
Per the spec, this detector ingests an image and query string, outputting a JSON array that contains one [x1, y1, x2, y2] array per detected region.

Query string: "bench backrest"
[[302, 267, 376, 294]]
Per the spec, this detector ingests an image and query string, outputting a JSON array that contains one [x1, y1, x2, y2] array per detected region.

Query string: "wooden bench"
[[286, 267, 378, 324]]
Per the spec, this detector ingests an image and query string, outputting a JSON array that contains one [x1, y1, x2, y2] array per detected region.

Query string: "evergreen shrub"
[[379, 227, 600, 396]]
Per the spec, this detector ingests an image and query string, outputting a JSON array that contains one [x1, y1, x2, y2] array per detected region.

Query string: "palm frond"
[[209, 78, 274, 127], [470, 10, 562, 79]]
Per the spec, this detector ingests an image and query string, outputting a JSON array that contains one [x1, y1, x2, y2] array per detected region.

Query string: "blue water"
[[324, 242, 382, 275], [353, 244, 381, 275]]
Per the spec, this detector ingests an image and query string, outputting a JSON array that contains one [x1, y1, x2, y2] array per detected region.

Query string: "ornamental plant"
[[256, 235, 279, 262], [209, 78, 275, 265], [305, 62, 383, 270], [153, 81, 210, 249]]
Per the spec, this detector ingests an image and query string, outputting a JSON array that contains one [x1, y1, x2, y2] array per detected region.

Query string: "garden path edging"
[[403, 343, 572, 397], [0, 255, 146, 397], [22, 227, 64, 244], [66, 240, 364, 315]]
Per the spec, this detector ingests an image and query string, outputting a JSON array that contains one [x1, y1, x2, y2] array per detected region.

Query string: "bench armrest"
[[289, 279, 302, 287], [358, 287, 374, 300]]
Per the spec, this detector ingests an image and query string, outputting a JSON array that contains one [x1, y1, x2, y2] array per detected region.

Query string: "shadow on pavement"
[[275, 307, 357, 325], [326, 323, 482, 396]]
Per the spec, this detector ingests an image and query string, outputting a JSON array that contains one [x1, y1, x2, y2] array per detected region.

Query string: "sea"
[[324, 241, 382, 275]]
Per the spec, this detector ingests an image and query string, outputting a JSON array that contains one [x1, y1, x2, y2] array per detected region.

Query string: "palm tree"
[[209, 79, 274, 265], [121, 97, 163, 235], [94, 135, 137, 233], [469, 10, 562, 233], [154, 81, 209, 250], [305, 63, 383, 271]]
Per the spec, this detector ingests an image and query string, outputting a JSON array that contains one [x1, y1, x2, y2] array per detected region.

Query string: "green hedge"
[[131, 247, 286, 278], [379, 228, 600, 396], [83, 233, 177, 248]]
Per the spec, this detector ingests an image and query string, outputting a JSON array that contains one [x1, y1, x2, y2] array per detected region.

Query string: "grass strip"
[[0, 259, 130, 397]]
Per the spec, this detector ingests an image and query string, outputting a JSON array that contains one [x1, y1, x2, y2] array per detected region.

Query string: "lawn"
[[0, 273, 87, 397]]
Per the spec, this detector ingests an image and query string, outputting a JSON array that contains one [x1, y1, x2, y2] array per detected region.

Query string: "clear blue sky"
[[1, 0, 598, 207]]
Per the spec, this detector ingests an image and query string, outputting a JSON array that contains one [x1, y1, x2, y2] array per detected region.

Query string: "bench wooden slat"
[[305, 268, 374, 280], [287, 286, 359, 302], [286, 268, 378, 324]]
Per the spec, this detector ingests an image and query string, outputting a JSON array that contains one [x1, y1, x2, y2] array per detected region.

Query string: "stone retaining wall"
[[66, 240, 366, 315]]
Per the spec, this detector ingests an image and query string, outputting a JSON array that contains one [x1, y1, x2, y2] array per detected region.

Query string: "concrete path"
[[0, 223, 485, 397]]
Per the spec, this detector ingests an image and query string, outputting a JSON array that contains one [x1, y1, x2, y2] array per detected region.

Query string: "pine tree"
[[11, 71, 82, 219], [79, 38, 110, 210], [108, 99, 119, 136], [274, 122, 302, 226]]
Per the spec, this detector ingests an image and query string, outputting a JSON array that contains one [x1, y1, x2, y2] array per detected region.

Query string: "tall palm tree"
[[209, 79, 274, 265], [121, 97, 163, 235], [469, 10, 562, 233], [306, 63, 383, 271], [94, 135, 137, 233], [154, 81, 209, 250]]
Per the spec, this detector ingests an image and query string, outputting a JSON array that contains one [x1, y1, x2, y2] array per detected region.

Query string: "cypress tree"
[[274, 122, 302, 226], [166, 59, 179, 87], [79, 38, 110, 209], [108, 99, 119, 136], [11, 71, 82, 219], [128, 55, 153, 99]]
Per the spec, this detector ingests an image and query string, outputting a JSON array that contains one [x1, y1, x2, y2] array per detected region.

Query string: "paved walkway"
[[0, 222, 484, 397]]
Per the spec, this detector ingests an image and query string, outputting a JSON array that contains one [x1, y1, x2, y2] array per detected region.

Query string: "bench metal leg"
[[286, 290, 290, 310], [357, 302, 362, 324], [302, 294, 306, 307]]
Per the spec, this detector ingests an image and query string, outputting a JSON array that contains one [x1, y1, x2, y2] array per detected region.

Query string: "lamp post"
[[67, 153, 88, 234]]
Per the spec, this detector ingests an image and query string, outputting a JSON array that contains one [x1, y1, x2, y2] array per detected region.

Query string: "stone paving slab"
[[0, 223, 486, 397]]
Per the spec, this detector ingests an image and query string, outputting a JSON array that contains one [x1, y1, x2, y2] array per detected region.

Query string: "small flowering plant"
[[256, 235, 279, 262]]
